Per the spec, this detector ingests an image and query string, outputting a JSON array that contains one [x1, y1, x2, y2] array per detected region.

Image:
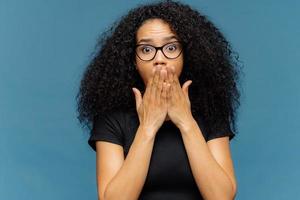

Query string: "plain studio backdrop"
[[0, 0, 299, 199]]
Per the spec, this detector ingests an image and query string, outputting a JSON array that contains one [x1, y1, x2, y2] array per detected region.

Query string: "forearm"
[[179, 120, 235, 200], [104, 125, 155, 200]]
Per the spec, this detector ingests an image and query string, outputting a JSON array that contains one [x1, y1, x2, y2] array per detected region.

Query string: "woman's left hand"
[[166, 66, 194, 130]]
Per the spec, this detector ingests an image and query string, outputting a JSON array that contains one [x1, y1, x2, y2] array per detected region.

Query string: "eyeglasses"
[[135, 41, 183, 61]]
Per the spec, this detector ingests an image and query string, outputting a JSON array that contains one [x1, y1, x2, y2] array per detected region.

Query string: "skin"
[[96, 18, 237, 200], [134, 18, 184, 85], [133, 18, 188, 125]]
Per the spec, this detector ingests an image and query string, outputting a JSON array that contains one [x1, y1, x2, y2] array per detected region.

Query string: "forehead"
[[136, 19, 179, 43]]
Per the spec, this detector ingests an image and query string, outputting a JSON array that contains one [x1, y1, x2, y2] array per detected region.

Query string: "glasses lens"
[[136, 45, 156, 61], [136, 42, 183, 61], [163, 42, 182, 59]]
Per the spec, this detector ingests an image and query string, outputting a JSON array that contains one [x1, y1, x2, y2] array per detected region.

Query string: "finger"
[[171, 66, 181, 91], [166, 66, 173, 84], [167, 66, 178, 100], [172, 66, 183, 99], [156, 67, 167, 101], [150, 66, 160, 100], [161, 82, 168, 104], [147, 67, 156, 87], [182, 80, 192, 97], [165, 67, 172, 101], [144, 67, 156, 98], [132, 87, 142, 110], [166, 82, 171, 103]]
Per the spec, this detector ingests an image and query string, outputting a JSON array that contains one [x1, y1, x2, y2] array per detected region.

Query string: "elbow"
[[99, 189, 107, 200], [224, 181, 237, 200], [101, 185, 111, 200], [98, 185, 108, 200], [231, 183, 237, 200], [98, 192, 104, 200], [98, 193, 104, 200]]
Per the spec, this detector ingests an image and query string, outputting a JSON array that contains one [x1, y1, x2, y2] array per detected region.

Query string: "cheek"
[[176, 65, 183, 77], [136, 62, 152, 84], [173, 59, 184, 77], [145, 68, 153, 83]]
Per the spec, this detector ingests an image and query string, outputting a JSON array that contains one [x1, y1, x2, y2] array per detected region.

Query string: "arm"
[[179, 119, 237, 200], [103, 125, 155, 200]]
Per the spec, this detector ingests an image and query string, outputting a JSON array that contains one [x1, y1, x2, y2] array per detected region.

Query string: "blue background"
[[1, 0, 299, 199]]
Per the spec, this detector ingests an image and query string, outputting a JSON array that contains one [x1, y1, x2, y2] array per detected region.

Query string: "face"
[[135, 18, 184, 86]]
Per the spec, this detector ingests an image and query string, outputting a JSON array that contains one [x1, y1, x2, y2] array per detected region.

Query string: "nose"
[[153, 49, 167, 66]]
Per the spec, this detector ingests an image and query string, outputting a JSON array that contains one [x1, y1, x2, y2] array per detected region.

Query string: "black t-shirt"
[[88, 109, 235, 200]]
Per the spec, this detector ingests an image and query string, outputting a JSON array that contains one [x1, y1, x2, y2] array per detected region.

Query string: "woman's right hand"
[[132, 66, 170, 137]]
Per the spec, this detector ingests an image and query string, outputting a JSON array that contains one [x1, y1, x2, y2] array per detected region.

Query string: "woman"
[[77, 0, 242, 199]]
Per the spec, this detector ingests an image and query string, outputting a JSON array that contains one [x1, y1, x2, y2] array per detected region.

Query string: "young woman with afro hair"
[[76, 0, 243, 199]]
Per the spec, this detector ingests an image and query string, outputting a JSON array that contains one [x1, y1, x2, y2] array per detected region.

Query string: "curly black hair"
[[76, 0, 244, 138]]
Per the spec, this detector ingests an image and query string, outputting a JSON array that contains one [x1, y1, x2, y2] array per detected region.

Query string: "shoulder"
[[94, 108, 138, 132], [95, 108, 127, 125], [89, 109, 132, 152]]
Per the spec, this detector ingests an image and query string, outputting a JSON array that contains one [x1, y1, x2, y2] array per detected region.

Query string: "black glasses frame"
[[135, 41, 184, 61]]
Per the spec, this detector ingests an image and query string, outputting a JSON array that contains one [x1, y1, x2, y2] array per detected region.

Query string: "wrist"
[[178, 118, 198, 134], [138, 124, 156, 140]]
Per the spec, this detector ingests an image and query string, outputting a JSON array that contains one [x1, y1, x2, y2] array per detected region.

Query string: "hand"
[[165, 66, 194, 130], [132, 66, 170, 137]]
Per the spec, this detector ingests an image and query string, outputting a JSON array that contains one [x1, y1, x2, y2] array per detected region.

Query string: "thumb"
[[132, 87, 142, 109], [182, 80, 192, 97]]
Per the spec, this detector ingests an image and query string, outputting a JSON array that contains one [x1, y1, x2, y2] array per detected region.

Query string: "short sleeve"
[[195, 114, 235, 142], [88, 112, 124, 152], [206, 123, 235, 142]]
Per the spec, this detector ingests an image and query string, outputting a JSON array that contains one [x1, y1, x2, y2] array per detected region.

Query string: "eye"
[[141, 46, 153, 54], [165, 44, 177, 52]]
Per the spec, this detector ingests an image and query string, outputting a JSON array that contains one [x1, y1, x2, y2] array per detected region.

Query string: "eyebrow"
[[137, 35, 179, 44]]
